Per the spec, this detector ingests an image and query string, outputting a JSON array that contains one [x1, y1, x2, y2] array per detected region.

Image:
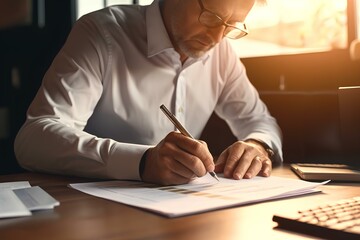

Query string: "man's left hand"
[[214, 140, 272, 179]]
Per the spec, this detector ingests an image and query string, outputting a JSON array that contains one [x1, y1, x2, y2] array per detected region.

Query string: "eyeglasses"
[[197, 0, 248, 39]]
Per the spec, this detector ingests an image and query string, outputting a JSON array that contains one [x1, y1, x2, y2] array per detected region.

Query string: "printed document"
[[69, 175, 329, 217]]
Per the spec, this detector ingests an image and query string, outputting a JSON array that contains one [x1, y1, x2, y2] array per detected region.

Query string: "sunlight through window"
[[76, 0, 357, 58], [231, 0, 348, 57]]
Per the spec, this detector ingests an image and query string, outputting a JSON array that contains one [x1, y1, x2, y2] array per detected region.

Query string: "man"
[[14, 0, 282, 185]]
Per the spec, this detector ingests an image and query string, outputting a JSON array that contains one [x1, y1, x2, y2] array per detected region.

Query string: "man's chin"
[[177, 39, 216, 59], [189, 50, 207, 59], [182, 46, 212, 59]]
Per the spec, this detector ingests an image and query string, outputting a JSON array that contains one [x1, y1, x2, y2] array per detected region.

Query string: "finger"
[[158, 170, 191, 186], [242, 156, 263, 179], [169, 155, 202, 179], [198, 141, 215, 172], [157, 153, 195, 185], [197, 140, 208, 147], [258, 158, 272, 177], [142, 148, 191, 185], [223, 149, 252, 179], [170, 133, 214, 173], [162, 142, 207, 177], [214, 151, 228, 173]]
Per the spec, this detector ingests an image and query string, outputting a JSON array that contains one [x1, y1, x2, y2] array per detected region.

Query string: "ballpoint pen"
[[160, 104, 220, 182]]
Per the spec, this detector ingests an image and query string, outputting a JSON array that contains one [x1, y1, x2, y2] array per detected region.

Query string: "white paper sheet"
[[0, 181, 31, 190], [0, 189, 31, 218], [69, 175, 329, 217], [0, 182, 60, 218]]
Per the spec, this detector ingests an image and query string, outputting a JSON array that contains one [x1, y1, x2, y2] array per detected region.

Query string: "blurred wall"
[[0, 0, 75, 174]]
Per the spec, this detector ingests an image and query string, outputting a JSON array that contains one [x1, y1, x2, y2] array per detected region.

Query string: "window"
[[231, 0, 350, 57], [76, 0, 359, 58], [76, 0, 104, 19], [76, 0, 153, 18], [107, 0, 153, 5], [357, 0, 360, 38]]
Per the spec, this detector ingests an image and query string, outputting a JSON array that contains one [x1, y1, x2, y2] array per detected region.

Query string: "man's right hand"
[[141, 132, 214, 185]]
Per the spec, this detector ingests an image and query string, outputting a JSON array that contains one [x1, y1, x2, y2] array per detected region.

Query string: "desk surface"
[[0, 164, 359, 240]]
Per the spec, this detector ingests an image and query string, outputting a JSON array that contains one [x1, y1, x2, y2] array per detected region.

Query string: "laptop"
[[291, 86, 360, 182], [338, 86, 360, 157]]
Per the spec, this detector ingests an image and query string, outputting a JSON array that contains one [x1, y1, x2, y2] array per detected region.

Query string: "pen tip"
[[210, 172, 220, 182]]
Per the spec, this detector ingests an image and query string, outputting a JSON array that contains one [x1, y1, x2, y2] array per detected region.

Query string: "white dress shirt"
[[14, 0, 283, 180]]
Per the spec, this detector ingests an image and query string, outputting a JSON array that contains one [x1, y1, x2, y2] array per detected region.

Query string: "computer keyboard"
[[273, 196, 360, 240]]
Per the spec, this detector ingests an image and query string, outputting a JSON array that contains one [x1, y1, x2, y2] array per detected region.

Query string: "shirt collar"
[[146, 0, 211, 63], [146, 0, 173, 57]]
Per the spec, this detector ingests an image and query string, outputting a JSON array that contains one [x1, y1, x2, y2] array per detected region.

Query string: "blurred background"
[[1, 0, 359, 174]]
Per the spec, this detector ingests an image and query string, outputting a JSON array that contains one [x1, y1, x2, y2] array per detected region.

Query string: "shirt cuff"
[[107, 143, 152, 181]]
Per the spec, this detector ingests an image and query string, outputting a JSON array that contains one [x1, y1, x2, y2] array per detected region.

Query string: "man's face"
[[167, 0, 255, 59]]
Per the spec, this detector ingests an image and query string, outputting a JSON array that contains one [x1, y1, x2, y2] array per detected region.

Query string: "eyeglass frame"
[[197, 0, 249, 39]]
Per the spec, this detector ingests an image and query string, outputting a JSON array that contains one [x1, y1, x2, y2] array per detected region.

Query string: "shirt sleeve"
[[214, 40, 283, 163], [14, 15, 148, 180]]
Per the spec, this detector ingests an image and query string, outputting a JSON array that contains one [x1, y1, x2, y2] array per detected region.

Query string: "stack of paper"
[[69, 175, 329, 217], [0, 181, 60, 219]]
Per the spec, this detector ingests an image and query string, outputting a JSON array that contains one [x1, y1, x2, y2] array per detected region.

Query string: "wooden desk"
[[0, 164, 359, 240]]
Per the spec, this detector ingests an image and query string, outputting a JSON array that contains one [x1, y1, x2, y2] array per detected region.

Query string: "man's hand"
[[215, 140, 272, 180], [141, 132, 214, 185]]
